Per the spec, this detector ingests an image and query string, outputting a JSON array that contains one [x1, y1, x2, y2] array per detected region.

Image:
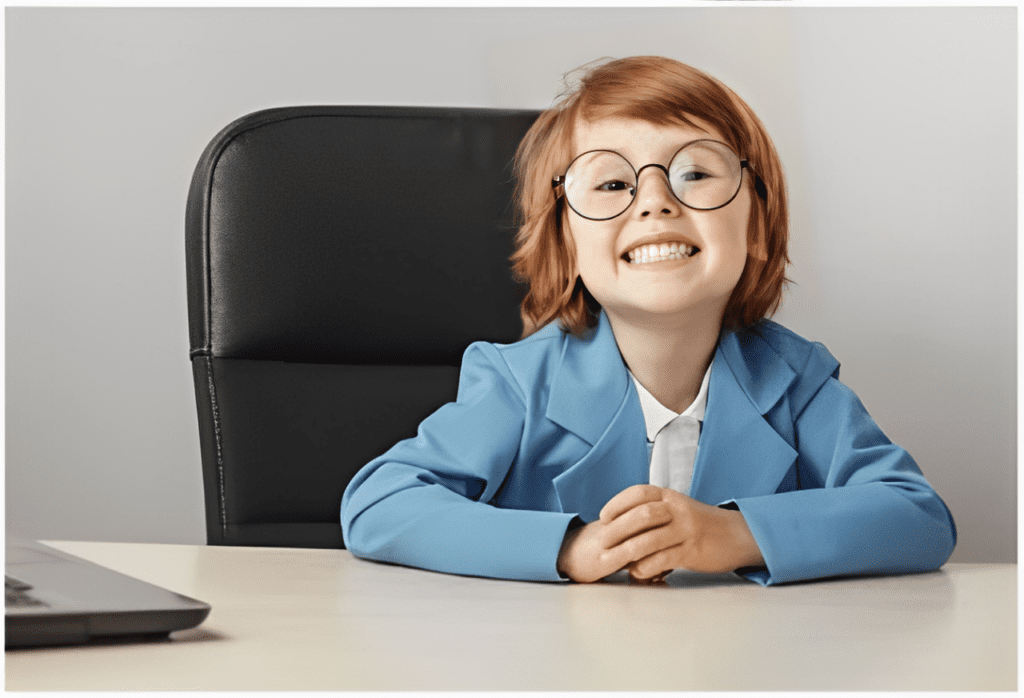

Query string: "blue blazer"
[[341, 312, 956, 585]]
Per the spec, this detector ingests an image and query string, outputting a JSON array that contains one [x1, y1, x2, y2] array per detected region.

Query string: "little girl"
[[340, 56, 956, 585]]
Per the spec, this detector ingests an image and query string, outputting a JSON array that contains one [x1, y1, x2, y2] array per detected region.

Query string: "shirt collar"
[[628, 360, 713, 442]]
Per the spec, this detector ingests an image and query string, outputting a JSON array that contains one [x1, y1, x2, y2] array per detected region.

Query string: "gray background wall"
[[6, 7, 1016, 563]]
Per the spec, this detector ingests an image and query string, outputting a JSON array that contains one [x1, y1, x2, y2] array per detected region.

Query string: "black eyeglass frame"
[[551, 138, 768, 221]]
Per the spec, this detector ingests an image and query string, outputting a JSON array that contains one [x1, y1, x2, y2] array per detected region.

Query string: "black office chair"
[[185, 106, 540, 548]]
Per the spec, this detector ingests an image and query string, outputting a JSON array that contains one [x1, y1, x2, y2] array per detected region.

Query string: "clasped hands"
[[556, 484, 765, 583]]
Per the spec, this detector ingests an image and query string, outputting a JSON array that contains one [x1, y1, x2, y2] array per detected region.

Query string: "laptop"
[[5, 537, 211, 648]]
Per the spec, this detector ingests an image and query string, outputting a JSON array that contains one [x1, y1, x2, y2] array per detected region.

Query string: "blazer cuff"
[[555, 515, 586, 582], [718, 499, 776, 586]]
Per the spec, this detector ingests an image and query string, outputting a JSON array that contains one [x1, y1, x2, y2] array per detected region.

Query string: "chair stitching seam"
[[204, 358, 227, 533]]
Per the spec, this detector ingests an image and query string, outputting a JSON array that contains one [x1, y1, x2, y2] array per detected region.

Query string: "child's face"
[[565, 116, 751, 327]]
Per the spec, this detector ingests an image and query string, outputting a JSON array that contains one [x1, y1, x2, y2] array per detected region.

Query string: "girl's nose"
[[633, 167, 681, 218]]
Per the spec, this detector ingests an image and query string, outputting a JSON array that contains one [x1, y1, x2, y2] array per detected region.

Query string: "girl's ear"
[[561, 216, 580, 280], [748, 237, 769, 261], [565, 266, 581, 296], [747, 211, 769, 261]]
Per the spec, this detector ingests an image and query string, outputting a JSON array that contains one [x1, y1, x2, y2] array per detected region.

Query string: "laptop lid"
[[6, 537, 211, 648]]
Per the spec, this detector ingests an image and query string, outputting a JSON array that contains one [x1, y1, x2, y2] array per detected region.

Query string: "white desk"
[[4, 541, 1016, 691]]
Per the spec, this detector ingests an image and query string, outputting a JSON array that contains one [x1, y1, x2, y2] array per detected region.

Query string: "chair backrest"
[[186, 106, 541, 547]]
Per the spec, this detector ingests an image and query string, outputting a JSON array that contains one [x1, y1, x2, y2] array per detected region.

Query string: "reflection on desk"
[[4, 541, 1016, 691]]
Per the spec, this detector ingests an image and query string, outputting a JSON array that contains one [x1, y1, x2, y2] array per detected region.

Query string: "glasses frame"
[[551, 138, 765, 221]]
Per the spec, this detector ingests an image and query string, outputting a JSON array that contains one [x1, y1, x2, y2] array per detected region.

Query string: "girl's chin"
[[603, 301, 720, 323]]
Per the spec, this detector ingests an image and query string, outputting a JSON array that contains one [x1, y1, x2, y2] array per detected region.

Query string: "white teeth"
[[626, 243, 694, 264]]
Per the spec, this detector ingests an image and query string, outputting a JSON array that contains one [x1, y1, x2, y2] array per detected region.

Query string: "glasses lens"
[[563, 151, 636, 220], [668, 141, 743, 210]]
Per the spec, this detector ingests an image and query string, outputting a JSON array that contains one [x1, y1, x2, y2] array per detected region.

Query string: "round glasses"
[[552, 139, 753, 221]]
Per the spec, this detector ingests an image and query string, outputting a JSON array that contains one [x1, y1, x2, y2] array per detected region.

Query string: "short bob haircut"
[[511, 56, 790, 337]]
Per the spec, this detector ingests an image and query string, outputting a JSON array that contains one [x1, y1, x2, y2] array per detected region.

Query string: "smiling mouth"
[[623, 242, 700, 264]]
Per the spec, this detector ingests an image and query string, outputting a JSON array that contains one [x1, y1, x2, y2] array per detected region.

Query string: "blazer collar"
[[715, 323, 796, 416], [545, 314, 798, 443], [545, 311, 629, 446]]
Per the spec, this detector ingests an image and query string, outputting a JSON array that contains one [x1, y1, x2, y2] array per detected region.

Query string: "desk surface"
[[5, 541, 1016, 691]]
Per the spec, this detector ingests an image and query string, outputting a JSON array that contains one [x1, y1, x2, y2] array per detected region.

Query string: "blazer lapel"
[[688, 327, 799, 505], [544, 312, 627, 446], [547, 312, 649, 521], [551, 384, 649, 522]]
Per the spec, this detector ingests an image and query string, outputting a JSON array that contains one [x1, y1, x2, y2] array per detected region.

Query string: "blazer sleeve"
[[340, 341, 578, 582], [729, 376, 957, 586]]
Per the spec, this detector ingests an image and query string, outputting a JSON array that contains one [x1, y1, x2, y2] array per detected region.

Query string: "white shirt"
[[628, 360, 713, 495]]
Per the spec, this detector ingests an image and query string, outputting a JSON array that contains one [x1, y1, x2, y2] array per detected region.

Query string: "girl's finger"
[[599, 484, 664, 523], [600, 501, 672, 548]]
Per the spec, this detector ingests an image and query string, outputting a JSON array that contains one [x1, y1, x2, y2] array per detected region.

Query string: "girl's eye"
[[596, 179, 633, 192], [678, 170, 711, 182]]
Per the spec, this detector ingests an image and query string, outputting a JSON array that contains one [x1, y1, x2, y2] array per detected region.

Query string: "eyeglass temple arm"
[[742, 161, 769, 202]]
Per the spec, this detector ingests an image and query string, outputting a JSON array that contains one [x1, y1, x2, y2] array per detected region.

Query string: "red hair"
[[510, 56, 790, 337]]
